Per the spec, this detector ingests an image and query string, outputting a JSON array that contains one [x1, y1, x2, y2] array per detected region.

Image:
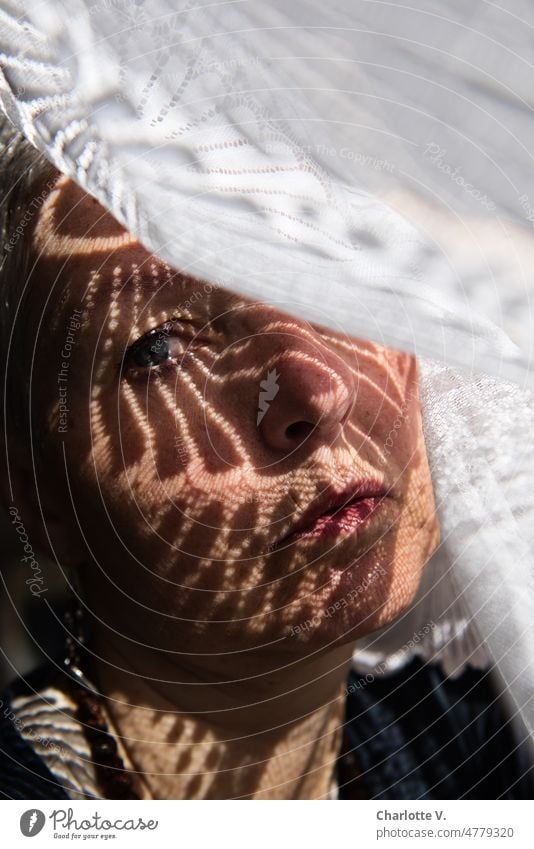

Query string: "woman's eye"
[[126, 329, 171, 368], [121, 317, 216, 376]]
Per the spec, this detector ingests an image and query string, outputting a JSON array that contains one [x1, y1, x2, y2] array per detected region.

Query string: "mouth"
[[273, 479, 390, 550]]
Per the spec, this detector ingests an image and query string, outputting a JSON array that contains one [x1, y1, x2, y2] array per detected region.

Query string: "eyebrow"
[[86, 259, 197, 306]]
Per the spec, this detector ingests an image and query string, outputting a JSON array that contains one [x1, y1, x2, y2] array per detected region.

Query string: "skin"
[[7, 174, 439, 799]]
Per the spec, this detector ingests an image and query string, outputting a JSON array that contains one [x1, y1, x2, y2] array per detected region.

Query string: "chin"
[[267, 546, 429, 656]]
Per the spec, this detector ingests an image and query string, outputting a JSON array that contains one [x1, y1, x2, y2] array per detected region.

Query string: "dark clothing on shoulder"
[[1, 657, 532, 799]]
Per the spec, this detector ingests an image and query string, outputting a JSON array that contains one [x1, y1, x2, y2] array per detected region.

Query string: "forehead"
[[31, 176, 223, 312], [33, 174, 138, 256], [28, 177, 401, 365]]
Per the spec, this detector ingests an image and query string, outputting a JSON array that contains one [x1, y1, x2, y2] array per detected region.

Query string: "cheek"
[[355, 353, 439, 613], [355, 358, 422, 474], [71, 385, 255, 584], [383, 438, 439, 625], [116, 366, 248, 481]]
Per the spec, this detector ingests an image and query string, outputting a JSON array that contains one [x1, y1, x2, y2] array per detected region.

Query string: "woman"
[[0, 115, 531, 800]]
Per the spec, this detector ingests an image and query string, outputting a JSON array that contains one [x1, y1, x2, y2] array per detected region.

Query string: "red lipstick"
[[275, 480, 389, 548]]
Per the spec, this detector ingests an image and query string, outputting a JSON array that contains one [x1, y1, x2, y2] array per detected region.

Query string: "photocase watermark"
[[162, 282, 219, 465], [161, 55, 263, 88], [174, 434, 188, 465], [518, 193, 534, 227], [141, 279, 218, 363], [346, 621, 437, 695], [211, 491, 272, 505], [292, 143, 395, 173], [20, 805, 159, 837], [257, 368, 280, 425], [8, 505, 47, 597], [20, 809, 45, 837], [1, 697, 66, 762], [157, 282, 220, 358], [4, 178, 58, 253], [88, 0, 146, 28], [286, 565, 388, 638], [50, 807, 158, 834], [423, 143, 496, 211], [378, 398, 411, 465], [57, 308, 83, 433]]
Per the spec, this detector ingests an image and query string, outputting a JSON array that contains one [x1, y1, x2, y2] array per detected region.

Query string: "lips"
[[274, 480, 389, 549]]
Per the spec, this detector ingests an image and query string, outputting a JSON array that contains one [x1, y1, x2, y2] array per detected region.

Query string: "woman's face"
[[24, 175, 439, 656]]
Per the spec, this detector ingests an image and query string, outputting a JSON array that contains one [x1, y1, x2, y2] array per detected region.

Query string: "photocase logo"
[[257, 369, 280, 425], [20, 809, 45, 837]]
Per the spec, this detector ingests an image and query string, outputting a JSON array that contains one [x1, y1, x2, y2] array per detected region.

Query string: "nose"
[[257, 342, 354, 453]]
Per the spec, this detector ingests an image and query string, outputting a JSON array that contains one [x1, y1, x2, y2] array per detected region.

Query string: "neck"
[[88, 627, 354, 800]]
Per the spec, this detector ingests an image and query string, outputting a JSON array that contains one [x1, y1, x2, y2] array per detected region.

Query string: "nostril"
[[285, 421, 315, 442]]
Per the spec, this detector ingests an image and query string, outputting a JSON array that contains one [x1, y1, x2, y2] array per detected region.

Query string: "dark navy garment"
[[339, 658, 534, 799], [0, 657, 532, 799]]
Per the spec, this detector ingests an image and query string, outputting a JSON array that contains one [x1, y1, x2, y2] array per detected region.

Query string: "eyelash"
[[120, 318, 191, 376]]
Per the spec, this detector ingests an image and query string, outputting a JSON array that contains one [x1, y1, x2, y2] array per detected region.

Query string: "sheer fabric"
[[0, 0, 532, 756]]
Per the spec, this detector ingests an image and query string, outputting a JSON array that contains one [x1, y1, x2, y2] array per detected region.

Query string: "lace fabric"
[[0, 0, 533, 757]]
